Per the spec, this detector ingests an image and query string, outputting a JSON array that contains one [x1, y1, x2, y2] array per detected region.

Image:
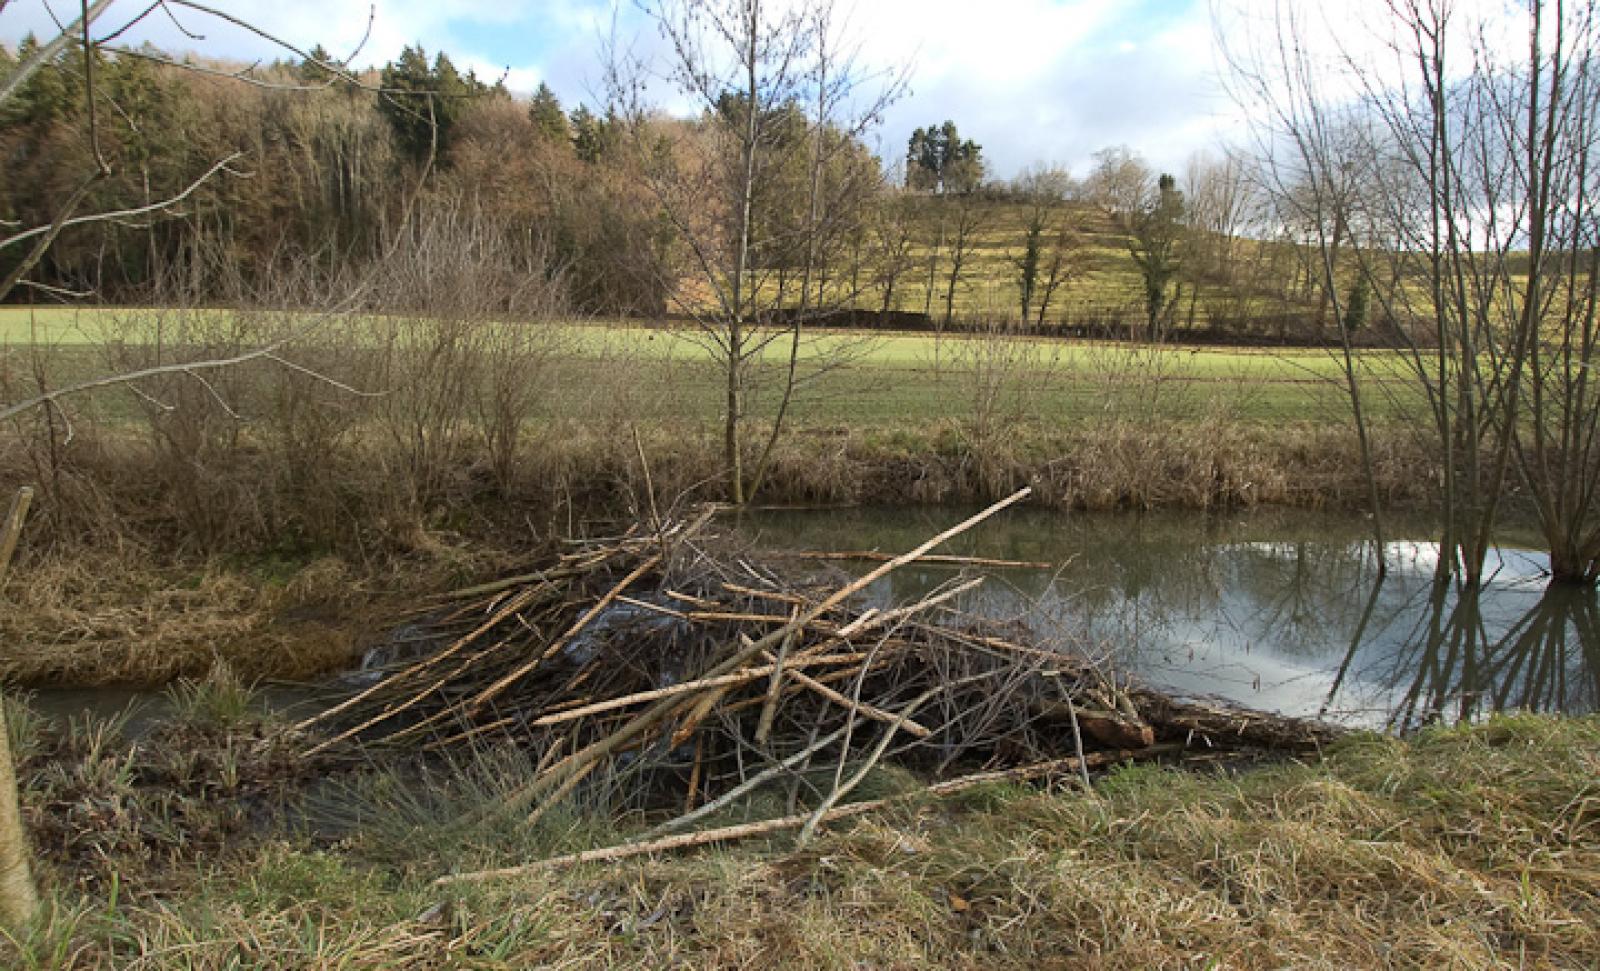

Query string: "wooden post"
[[0, 487, 40, 928]]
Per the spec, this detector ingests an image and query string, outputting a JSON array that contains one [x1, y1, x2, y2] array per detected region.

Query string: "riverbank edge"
[[1, 417, 1438, 688], [1, 709, 1593, 969]]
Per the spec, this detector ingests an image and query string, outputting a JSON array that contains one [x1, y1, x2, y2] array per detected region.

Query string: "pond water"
[[734, 506, 1600, 730], [25, 507, 1596, 735]]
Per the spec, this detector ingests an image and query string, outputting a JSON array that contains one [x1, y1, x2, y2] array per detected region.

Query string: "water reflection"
[[1358, 580, 1600, 730], [737, 507, 1600, 729]]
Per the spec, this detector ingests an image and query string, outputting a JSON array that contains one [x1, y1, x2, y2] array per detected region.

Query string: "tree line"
[[2, 34, 1383, 343], [0, 39, 668, 315]]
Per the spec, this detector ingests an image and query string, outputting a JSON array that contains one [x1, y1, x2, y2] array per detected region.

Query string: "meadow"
[[0, 305, 1418, 426]]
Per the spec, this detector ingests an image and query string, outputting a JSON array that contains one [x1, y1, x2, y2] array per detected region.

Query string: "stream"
[[734, 506, 1600, 730], [26, 507, 1598, 734]]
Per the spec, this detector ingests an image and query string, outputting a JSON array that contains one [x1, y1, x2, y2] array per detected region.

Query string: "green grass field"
[[0, 305, 1420, 425]]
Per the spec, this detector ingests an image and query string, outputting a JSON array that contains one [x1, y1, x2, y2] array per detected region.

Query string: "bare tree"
[[1011, 165, 1071, 323], [1181, 149, 1259, 330], [868, 187, 919, 323], [1084, 145, 1153, 223], [942, 192, 988, 325], [1223, 0, 1600, 587], [606, 0, 902, 504], [1033, 220, 1089, 328], [1127, 173, 1186, 341]]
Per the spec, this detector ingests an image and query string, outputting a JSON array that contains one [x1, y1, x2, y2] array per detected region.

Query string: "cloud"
[[860, 0, 1234, 178], [1, 0, 1240, 176]]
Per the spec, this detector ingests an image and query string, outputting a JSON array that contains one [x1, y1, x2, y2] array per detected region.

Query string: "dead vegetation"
[[1, 697, 1593, 969], [0, 497, 1590, 968], [287, 493, 1336, 882]]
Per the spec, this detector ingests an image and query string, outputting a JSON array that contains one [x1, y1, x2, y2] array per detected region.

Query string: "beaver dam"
[[288, 489, 1338, 882]]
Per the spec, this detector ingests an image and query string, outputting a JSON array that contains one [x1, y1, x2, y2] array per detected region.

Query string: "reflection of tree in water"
[[1213, 540, 1380, 657], [1330, 581, 1600, 730], [740, 506, 1599, 724]]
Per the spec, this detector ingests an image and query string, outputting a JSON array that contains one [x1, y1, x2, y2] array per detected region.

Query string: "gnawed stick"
[[642, 723, 853, 841], [615, 595, 689, 620], [792, 578, 985, 662], [463, 553, 662, 716], [758, 650, 933, 739], [524, 652, 873, 728], [436, 563, 591, 603], [796, 678, 958, 846], [294, 581, 550, 737], [785, 551, 1053, 570], [500, 489, 1032, 817], [721, 582, 810, 605], [433, 505, 713, 603], [754, 615, 798, 744], [434, 742, 1176, 885]]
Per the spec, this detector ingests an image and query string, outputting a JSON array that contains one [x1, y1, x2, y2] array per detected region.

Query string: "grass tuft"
[[0, 714, 1592, 968]]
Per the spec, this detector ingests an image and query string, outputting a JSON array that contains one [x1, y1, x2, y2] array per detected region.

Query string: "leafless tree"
[[868, 187, 919, 322], [1011, 165, 1071, 324], [606, 0, 903, 505], [942, 192, 988, 325], [1180, 149, 1259, 329], [1084, 145, 1154, 223], [1223, 0, 1600, 587]]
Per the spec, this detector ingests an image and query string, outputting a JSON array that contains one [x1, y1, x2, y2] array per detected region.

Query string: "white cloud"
[[2, 0, 1247, 177]]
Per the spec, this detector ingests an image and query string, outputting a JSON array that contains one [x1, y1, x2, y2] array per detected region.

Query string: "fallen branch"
[[433, 743, 1177, 885], [786, 551, 1053, 570]]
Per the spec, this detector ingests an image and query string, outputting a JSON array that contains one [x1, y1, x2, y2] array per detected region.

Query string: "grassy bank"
[[1, 700, 1593, 969], [0, 417, 1434, 687]]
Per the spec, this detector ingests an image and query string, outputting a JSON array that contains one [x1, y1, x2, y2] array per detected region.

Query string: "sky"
[[0, 0, 1251, 179]]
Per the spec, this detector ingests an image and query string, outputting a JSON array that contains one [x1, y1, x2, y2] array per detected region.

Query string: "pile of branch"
[[293, 489, 1339, 876]]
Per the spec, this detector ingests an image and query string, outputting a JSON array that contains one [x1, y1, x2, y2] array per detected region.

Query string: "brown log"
[[1031, 702, 1156, 749]]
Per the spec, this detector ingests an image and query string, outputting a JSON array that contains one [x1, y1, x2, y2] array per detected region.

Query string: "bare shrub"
[[0, 328, 122, 550], [361, 201, 569, 515], [97, 303, 269, 550], [940, 319, 1064, 495], [1079, 341, 1199, 425]]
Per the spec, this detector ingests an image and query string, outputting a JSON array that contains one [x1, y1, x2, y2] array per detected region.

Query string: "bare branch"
[[0, 0, 114, 108], [0, 292, 367, 424]]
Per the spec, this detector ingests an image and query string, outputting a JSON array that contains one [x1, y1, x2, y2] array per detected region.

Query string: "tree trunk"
[[0, 699, 37, 930], [0, 488, 39, 930], [1546, 539, 1599, 586]]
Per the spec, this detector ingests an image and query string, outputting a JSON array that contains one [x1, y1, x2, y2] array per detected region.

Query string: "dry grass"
[[0, 542, 520, 686], [0, 414, 1438, 687], [0, 713, 1593, 969]]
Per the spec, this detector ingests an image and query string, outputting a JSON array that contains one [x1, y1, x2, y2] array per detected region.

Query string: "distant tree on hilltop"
[[528, 82, 570, 143], [906, 120, 984, 194]]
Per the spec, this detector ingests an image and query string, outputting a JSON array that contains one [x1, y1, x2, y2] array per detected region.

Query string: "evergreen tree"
[[0, 35, 75, 130], [904, 120, 983, 193], [1128, 173, 1185, 340], [528, 83, 569, 142], [570, 104, 617, 163], [377, 45, 482, 165], [297, 44, 334, 83], [1343, 277, 1371, 332]]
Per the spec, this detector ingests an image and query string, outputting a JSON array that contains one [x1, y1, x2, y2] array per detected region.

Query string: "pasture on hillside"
[[1, 306, 1420, 426]]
